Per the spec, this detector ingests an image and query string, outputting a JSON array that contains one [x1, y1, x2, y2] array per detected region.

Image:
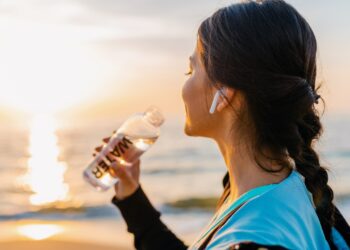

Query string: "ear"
[[217, 87, 235, 112]]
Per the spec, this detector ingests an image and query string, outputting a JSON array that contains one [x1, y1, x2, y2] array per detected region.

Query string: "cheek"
[[182, 77, 198, 113], [181, 80, 191, 115], [182, 75, 209, 121]]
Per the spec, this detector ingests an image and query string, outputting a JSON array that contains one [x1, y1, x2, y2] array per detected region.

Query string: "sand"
[[0, 240, 130, 250], [0, 217, 197, 249], [0, 220, 135, 250]]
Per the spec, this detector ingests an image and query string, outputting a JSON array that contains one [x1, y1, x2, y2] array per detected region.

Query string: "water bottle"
[[83, 106, 165, 191]]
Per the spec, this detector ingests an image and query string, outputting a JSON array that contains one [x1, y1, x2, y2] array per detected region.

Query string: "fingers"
[[109, 164, 128, 180], [103, 137, 111, 143], [109, 159, 140, 179], [106, 153, 117, 164], [92, 135, 110, 156], [92, 145, 103, 157]]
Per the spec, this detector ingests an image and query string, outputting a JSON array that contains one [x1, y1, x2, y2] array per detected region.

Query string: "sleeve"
[[111, 185, 189, 250], [228, 241, 289, 249]]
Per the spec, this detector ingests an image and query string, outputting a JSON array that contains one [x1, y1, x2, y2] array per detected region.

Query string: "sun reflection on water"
[[22, 114, 70, 206], [17, 224, 64, 240]]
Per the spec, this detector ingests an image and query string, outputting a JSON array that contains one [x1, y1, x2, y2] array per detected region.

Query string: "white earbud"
[[209, 87, 225, 114]]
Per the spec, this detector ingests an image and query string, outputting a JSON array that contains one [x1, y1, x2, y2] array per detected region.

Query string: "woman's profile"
[[96, 0, 350, 249]]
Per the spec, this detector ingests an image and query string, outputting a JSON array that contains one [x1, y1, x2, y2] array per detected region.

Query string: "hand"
[[94, 136, 141, 200]]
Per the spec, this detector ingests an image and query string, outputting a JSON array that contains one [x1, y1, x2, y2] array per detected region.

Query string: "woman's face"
[[181, 45, 221, 138]]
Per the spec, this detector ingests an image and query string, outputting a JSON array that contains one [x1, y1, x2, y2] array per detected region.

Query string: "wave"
[[325, 150, 350, 158], [0, 196, 221, 222], [0, 204, 120, 221], [335, 193, 350, 203], [143, 167, 221, 175], [1, 192, 349, 222], [163, 192, 350, 212], [164, 197, 218, 211]]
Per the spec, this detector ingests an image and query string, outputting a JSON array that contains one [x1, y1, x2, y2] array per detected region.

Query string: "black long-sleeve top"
[[111, 172, 350, 250]]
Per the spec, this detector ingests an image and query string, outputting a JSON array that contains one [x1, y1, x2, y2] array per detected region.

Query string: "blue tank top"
[[189, 170, 348, 249]]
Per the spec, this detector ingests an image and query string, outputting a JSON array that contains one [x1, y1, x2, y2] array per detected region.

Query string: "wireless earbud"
[[209, 87, 225, 114]]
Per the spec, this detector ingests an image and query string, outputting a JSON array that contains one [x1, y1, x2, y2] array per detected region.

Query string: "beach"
[[1, 241, 125, 250], [0, 219, 135, 249], [0, 212, 206, 249]]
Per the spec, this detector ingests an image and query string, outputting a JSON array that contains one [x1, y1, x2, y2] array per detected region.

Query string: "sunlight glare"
[[22, 114, 70, 206], [17, 224, 64, 240], [0, 18, 118, 114]]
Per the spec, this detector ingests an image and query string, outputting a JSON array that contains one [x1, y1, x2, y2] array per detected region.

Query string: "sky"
[[0, 0, 349, 122]]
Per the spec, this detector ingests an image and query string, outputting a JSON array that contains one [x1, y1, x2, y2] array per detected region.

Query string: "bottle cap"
[[143, 106, 165, 127]]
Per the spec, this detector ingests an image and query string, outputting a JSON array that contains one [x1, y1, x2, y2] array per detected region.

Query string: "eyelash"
[[185, 65, 193, 76], [184, 70, 192, 76]]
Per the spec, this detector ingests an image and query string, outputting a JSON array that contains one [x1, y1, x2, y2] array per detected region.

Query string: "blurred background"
[[0, 0, 349, 249]]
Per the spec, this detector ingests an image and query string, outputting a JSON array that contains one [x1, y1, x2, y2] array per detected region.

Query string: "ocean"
[[0, 113, 349, 245]]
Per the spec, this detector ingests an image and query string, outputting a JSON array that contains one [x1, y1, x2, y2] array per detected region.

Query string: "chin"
[[184, 120, 195, 136], [184, 120, 203, 137], [184, 119, 214, 138]]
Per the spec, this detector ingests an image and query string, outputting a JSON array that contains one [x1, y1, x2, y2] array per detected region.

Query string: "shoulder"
[[207, 170, 329, 249]]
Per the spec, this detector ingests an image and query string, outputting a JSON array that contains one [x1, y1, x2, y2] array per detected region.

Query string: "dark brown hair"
[[198, 0, 336, 248]]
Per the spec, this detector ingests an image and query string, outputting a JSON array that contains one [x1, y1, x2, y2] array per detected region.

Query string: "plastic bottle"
[[83, 106, 165, 191]]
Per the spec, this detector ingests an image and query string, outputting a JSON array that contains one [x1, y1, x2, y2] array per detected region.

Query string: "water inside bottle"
[[118, 134, 158, 164], [83, 133, 158, 191]]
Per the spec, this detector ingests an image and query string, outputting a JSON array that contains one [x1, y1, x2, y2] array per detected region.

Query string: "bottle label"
[[110, 136, 133, 158], [91, 135, 134, 179], [92, 159, 109, 179]]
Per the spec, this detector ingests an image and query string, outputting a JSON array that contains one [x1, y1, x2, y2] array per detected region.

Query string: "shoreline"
[[0, 216, 202, 249], [0, 240, 129, 250], [0, 219, 134, 249]]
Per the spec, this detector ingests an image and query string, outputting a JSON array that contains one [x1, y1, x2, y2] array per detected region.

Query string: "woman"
[[98, 0, 350, 249]]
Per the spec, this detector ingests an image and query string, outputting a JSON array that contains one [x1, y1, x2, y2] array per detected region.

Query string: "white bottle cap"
[[143, 106, 165, 127]]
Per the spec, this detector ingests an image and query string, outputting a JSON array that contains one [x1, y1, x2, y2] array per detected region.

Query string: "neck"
[[214, 138, 292, 204]]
